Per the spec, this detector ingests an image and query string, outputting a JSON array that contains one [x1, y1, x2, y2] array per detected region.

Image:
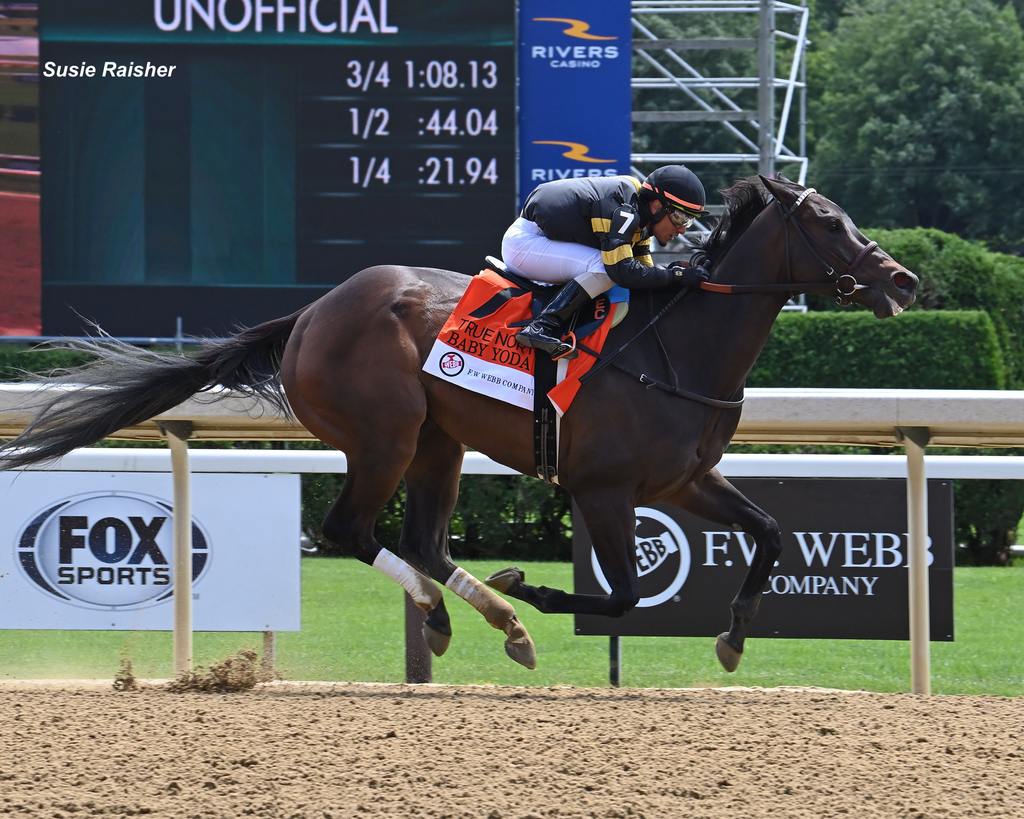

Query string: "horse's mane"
[[698, 176, 771, 268]]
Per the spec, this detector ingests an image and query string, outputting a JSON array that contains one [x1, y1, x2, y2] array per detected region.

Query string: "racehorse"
[[0, 175, 917, 672]]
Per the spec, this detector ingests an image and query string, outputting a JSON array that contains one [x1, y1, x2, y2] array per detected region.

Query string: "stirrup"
[[551, 331, 578, 361]]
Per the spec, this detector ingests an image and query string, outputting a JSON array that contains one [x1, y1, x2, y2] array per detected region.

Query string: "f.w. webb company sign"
[[573, 479, 954, 640]]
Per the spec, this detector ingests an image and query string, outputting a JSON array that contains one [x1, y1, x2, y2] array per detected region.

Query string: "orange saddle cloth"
[[422, 269, 618, 416]]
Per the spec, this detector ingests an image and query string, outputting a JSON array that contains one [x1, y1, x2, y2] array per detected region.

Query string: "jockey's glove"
[[668, 260, 712, 289]]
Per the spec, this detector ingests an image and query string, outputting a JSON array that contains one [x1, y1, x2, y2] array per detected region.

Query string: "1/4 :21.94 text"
[[347, 156, 499, 188]]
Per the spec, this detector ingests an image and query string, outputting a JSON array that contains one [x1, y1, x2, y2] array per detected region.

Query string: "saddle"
[[480, 256, 629, 342], [423, 259, 628, 483]]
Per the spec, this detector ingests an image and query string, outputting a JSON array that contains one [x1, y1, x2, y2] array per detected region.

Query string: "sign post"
[[404, 593, 432, 684]]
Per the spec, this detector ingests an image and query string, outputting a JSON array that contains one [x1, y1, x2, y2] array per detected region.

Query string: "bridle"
[[698, 187, 880, 304], [577, 187, 883, 410]]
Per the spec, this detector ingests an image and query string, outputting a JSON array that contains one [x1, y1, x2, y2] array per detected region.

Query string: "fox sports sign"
[[17, 491, 209, 611]]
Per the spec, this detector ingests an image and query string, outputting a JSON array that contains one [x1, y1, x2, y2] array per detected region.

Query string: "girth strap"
[[533, 346, 560, 482]]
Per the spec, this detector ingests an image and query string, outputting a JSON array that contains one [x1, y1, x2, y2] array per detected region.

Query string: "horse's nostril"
[[892, 270, 915, 291]]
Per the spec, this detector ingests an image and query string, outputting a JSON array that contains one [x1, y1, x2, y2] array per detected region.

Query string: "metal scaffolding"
[[630, 0, 806, 307], [630, 0, 810, 251]]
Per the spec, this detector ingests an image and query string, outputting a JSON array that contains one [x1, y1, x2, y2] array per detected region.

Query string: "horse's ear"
[[758, 174, 801, 207]]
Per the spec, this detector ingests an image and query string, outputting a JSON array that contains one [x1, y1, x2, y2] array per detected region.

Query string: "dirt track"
[[1, 682, 1022, 818]]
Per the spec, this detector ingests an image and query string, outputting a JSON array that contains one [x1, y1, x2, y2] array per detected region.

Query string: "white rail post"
[[899, 426, 931, 695], [161, 421, 195, 678]]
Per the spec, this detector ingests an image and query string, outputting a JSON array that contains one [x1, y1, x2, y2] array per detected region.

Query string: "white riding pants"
[[501, 217, 615, 298]]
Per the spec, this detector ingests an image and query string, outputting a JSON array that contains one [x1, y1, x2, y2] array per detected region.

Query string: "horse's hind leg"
[[400, 422, 537, 670], [299, 398, 447, 626], [281, 294, 450, 651], [396, 421, 460, 657], [666, 468, 781, 672], [319, 450, 444, 618]]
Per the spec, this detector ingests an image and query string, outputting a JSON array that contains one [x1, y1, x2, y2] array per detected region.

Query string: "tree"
[[807, 0, 856, 34], [809, 0, 1024, 247]]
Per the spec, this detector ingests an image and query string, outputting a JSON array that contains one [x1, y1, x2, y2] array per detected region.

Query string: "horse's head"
[[760, 175, 918, 318]]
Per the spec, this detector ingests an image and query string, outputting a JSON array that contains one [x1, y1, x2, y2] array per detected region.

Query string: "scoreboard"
[[37, 1, 630, 335], [296, 44, 515, 281]]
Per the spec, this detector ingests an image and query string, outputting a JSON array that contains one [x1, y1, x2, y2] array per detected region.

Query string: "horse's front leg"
[[487, 488, 640, 617], [665, 468, 782, 672]]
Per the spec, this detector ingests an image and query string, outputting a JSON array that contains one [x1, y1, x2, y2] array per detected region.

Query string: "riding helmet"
[[641, 165, 709, 217]]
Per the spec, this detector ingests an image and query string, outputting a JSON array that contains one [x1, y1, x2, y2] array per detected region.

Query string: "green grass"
[[1, 559, 1021, 695]]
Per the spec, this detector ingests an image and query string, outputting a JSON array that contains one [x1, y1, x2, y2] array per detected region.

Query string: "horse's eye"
[[829, 218, 842, 232]]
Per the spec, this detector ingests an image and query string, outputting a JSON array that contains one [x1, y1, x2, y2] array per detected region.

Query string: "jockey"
[[502, 165, 712, 358]]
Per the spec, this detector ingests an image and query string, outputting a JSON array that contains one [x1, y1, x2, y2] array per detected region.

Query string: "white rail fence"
[[4, 385, 1024, 693]]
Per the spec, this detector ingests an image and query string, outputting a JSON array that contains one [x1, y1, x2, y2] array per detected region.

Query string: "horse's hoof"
[[503, 617, 537, 670], [485, 566, 525, 594], [422, 622, 451, 657], [715, 632, 743, 673]]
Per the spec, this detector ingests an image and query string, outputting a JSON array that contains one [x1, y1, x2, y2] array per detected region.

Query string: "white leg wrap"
[[445, 567, 515, 627], [372, 548, 441, 610]]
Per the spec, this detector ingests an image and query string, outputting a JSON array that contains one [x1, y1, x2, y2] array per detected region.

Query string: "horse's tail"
[[0, 309, 305, 470]]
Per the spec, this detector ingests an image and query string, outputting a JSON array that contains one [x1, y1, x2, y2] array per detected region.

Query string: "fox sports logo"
[[16, 491, 210, 610], [590, 507, 690, 607]]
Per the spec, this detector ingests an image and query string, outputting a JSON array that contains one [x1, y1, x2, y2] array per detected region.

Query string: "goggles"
[[666, 209, 697, 229]]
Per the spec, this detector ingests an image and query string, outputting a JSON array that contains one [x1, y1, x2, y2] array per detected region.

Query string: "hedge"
[[749, 310, 1006, 389], [2, 310, 1004, 392], [807, 227, 1024, 389], [0, 345, 94, 380]]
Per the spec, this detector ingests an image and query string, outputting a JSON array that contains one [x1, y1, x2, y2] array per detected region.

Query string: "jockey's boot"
[[515, 280, 590, 358]]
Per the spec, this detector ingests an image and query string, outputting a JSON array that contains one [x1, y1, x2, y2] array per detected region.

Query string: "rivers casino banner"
[[573, 479, 955, 641], [517, 0, 632, 207], [0, 472, 300, 631]]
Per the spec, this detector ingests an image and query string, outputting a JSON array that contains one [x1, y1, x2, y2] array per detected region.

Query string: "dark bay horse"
[[1, 176, 917, 672]]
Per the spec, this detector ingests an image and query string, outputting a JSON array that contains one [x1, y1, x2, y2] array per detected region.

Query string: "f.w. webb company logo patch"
[[591, 507, 691, 607], [439, 351, 465, 377], [17, 492, 209, 610]]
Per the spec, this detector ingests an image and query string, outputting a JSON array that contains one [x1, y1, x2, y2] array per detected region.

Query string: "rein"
[[577, 288, 745, 410], [576, 185, 878, 411]]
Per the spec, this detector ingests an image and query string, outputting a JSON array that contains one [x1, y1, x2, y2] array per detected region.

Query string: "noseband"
[[700, 187, 879, 303]]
